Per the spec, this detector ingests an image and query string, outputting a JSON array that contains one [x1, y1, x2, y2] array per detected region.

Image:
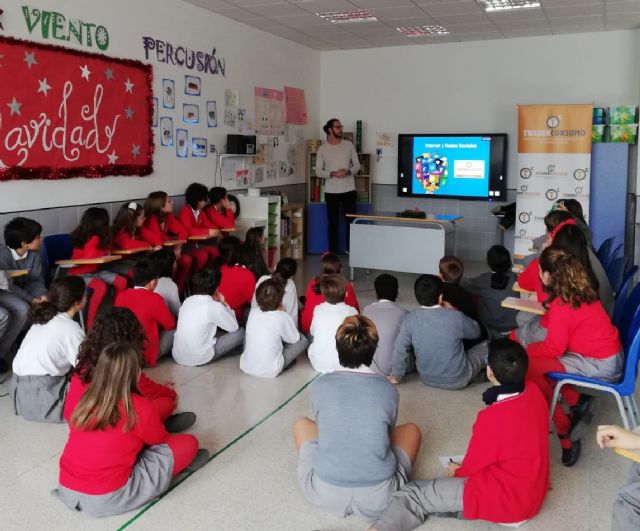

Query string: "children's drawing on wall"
[[376, 132, 393, 147], [162, 79, 175, 109], [264, 143, 274, 161], [278, 161, 288, 179], [253, 145, 265, 165], [160, 117, 173, 146], [224, 108, 237, 128], [236, 168, 250, 187], [152, 97, 158, 127], [176, 129, 188, 158], [192, 138, 207, 157], [221, 158, 236, 182], [185, 75, 201, 96], [206, 101, 217, 127], [273, 137, 279, 148], [254, 87, 285, 136], [254, 165, 265, 183], [287, 145, 297, 176], [225, 89, 239, 108], [266, 161, 277, 180], [284, 86, 308, 125], [183, 103, 199, 124]]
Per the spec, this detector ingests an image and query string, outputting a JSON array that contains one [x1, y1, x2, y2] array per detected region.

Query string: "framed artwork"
[[185, 75, 201, 96], [159, 117, 173, 146], [176, 129, 188, 158], [192, 137, 207, 157], [206, 101, 217, 127], [183, 103, 199, 124], [162, 79, 175, 109]]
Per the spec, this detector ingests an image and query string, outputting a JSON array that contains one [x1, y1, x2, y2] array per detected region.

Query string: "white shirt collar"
[[496, 392, 519, 402], [190, 206, 200, 220], [337, 365, 376, 375], [10, 247, 25, 261], [420, 304, 441, 309]]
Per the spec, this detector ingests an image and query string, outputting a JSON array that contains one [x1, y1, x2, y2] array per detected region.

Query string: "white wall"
[[320, 31, 640, 186], [0, 0, 320, 212]]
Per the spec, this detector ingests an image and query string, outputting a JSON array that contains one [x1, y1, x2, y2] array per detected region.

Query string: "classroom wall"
[[0, 0, 320, 213], [319, 30, 640, 259]]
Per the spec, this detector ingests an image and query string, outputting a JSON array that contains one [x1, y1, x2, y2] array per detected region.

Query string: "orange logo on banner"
[[518, 104, 593, 154]]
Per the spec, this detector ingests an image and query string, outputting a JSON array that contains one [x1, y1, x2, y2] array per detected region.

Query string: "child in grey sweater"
[[390, 274, 487, 390]]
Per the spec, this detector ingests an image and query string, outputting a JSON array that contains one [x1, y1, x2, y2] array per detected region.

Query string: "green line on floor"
[[117, 374, 319, 530]]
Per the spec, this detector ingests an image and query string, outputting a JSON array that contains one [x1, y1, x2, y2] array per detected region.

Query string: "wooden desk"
[[55, 255, 122, 266], [220, 227, 237, 233], [501, 296, 545, 316], [188, 234, 218, 241], [112, 247, 152, 255], [6, 269, 29, 279], [346, 212, 462, 280], [614, 447, 640, 463], [163, 240, 186, 247], [512, 264, 524, 273], [513, 282, 534, 294]]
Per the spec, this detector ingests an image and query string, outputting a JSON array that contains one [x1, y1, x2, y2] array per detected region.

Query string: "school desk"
[[501, 296, 545, 316]]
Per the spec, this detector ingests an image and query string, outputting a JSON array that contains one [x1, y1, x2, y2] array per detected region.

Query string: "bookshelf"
[[280, 202, 304, 260]]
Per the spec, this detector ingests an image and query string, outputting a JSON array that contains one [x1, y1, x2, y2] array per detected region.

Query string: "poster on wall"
[[183, 103, 199, 124], [284, 86, 308, 125], [515, 104, 593, 256], [254, 87, 285, 136], [266, 161, 277, 180], [192, 138, 207, 157], [160, 117, 173, 146], [184, 75, 201, 96], [176, 129, 188, 158], [206, 101, 217, 127], [162, 79, 175, 109], [254, 165, 265, 183], [0, 35, 153, 180]]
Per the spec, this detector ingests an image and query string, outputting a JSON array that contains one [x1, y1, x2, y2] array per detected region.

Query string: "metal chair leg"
[[549, 381, 565, 433], [614, 392, 631, 430]]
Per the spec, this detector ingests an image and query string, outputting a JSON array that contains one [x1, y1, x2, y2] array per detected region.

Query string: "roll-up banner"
[[515, 104, 593, 257]]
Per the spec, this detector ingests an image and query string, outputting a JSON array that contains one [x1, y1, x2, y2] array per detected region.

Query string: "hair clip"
[[128, 202, 138, 210]]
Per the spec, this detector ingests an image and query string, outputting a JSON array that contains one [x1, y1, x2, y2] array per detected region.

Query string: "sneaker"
[[569, 395, 594, 437], [184, 449, 210, 474], [561, 439, 581, 467], [164, 412, 196, 433]]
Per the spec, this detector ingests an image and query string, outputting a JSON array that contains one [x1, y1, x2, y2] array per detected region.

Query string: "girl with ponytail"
[[525, 247, 622, 467], [10, 276, 86, 423]]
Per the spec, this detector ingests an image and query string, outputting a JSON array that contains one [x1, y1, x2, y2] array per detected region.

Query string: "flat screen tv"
[[397, 133, 508, 200]]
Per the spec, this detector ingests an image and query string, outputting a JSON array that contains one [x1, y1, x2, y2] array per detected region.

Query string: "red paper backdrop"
[[0, 35, 153, 181]]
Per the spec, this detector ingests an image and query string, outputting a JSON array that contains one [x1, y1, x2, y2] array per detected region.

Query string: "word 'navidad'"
[[1, 81, 118, 167], [142, 37, 226, 77], [22, 6, 109, 50]]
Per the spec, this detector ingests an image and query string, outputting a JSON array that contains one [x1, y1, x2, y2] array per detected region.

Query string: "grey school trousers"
[[613, 463, 640, 531], [0, 292, 30, 363], [371, 479, 464, 531]]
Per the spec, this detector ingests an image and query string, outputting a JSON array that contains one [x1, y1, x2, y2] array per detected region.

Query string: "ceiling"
[[183, 0, 640, 50]]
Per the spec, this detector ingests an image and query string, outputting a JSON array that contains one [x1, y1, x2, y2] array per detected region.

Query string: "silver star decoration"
[[107, 150, 119, 164], [104, 67, 114, 80], [80, 64, 91, 81], [131, 144, 141, 158], [124, 78, 134, 94], [124, 106, 134, 120], [37, 78, 51, 96], [23, 51, 38, 69], [7, 97, 22, 116]]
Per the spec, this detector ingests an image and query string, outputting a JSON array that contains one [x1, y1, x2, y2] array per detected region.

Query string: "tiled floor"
[[0, 257, 633, 530]]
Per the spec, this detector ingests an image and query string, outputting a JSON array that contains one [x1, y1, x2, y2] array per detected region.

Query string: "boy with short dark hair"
[[390, 274, 485, 389], [362, 274, 407, 377], [115, 258, 176, 366], [172, 268, 244, 366], [240, 279, 308, 377], [294, 315, 422, 521], [371, 339, 550, 531], [438, 255, 477, 322]]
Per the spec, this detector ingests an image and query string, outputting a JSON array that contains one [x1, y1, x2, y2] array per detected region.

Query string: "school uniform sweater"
[[517, 258, 549, 329], [177, 205, 215, 236], [315, 140, 361, 195], [251, 275, 299, 326], [12, 313, 85, 376], [441, 282, 477, 321], [240, 308, 300, 377], [300, 278, 359, 335], [461, 272, 518, 333], [143, 213, 189, 243], [204, 205, 235, 229], [68, 235, 108, 275], [155, 277, 181, 317], [527, 299, 621, 360], [172, 294, 239, 366], [219, 264, 256, 320], [0, 245, 47, 301], [112, 229, 149, 251], [362, 300, 407, 377], [309, 302, 359, 373], [114, 288, 176, 367], [59, 393, 169, 495], [64, 373, 177, 424], [454, 382, 549, 523]]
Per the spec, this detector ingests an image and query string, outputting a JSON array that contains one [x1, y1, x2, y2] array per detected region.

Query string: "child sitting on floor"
[[172, 269, 244, 367], [216, 236, 256, 323], [300, 252, 359, 336], [438, 255, 476, 320], [370, 339, 549, 531], [308, 275, 358, 373], [11, 276, 86, 423], [294, 315, 422, 521], [241, 279, 308, 378], [251, 257, 299, 326], [151, 249, 181, 318], [362, 274, 407, 377], [390, 274, 486, 389], [53, 342, 208, 518], [115, 258, 176, 367]]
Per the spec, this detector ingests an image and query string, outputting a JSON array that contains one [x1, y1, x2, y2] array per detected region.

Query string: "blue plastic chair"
[[547, 309, 640, 431], [596, 237, 614, 265], [615, 281, 640, 343], [613, 269, 638, 330], [606, 255, 632, 295], [603, 243, 624, 271], [42, 234, 73, 285]]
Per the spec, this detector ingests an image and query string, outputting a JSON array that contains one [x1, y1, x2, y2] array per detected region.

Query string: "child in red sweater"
[[112, 202, 154, 251], [115, 259, 176, 367], [370, 339, 549, 531], [300, 252, 359, 335], [54, 342, 207, 517], [68, 207, 128, 329], [177, 182, 220, 270], [205, 186, 236, 229], [143, 191, 193, 297], [527, 247, 622, 466], [216, 236, 256, 323], [64, 307, 192, 430]]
